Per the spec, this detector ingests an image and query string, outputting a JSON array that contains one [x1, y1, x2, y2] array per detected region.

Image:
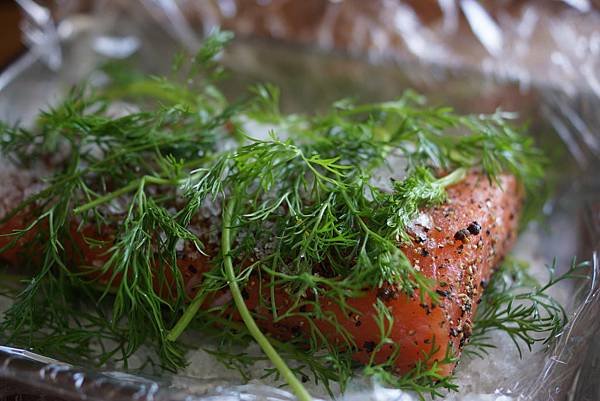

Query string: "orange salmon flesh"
[[0, 171, 521, 376]]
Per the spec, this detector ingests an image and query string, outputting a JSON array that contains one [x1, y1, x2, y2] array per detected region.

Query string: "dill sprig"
[[383, 167, 466, 243], [0, 30, 556, 399], [466, 257, 590, 359]]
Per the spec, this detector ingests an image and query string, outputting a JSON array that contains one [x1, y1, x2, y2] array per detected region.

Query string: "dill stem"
[[166, 290, 210, 342], [436, 167, 467, 187], [73, 176, 177, 215], [221, 198, 313, 401], [337, 101, 409, 117], [102, 81, 196, 107]]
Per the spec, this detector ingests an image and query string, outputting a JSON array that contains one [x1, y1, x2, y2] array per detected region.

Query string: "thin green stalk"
[[221, 198, 313, 401], [73, 176, 177, 215], [436, 167, 466, 187], [167, 290, 210, 342], [101, 80, 197, 107]]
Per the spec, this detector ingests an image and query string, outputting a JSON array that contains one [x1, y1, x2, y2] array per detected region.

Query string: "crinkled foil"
[[1, 1, 599, 401]]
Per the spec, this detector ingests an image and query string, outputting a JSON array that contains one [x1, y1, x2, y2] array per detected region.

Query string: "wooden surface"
[[0, 1, 23, 69]]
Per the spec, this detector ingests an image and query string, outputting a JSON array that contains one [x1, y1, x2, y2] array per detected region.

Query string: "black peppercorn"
[[467, 221, 481, 235], [363, 341, 376, 352], [377, 286, 397, 301], [454, 229, 469, 242]]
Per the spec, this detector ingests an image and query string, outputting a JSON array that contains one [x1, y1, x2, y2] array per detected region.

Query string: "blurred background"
[[0, 2, 22, 67], [2, 0, 600, 92]]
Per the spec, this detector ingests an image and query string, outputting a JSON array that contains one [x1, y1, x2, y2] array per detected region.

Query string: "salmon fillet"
[[235, 172, 521, 375], [0, 169, 521, 376]]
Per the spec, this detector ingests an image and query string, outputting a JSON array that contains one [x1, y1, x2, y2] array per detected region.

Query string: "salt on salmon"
[[0, 170, 521, 376]]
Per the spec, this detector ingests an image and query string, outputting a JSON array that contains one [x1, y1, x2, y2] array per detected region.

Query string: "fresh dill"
[[0, 29, 577, 401], [466, 257, 590, 359]]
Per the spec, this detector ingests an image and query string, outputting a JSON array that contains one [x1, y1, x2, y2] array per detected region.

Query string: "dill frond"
[[466, 257, 590, 358]]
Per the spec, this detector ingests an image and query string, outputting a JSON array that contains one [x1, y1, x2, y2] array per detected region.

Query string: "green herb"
[[0, 30, 567, 400], [466, 257, 590, 359], [383, 167, 466, 243], [221, 196, 313, 401]]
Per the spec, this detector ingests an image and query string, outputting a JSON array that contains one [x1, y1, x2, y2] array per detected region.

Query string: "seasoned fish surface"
[[0, 170, 521, 375]]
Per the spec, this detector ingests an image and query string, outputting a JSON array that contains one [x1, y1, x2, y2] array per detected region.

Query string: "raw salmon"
[[0, 170, 521, 376], [232, 172, 521, 375]]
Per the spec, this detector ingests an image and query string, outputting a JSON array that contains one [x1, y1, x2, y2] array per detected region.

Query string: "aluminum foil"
[[1, 1, 599, 401]]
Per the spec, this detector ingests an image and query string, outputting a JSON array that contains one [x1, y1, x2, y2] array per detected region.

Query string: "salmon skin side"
[[0, 170, 522, 376]]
